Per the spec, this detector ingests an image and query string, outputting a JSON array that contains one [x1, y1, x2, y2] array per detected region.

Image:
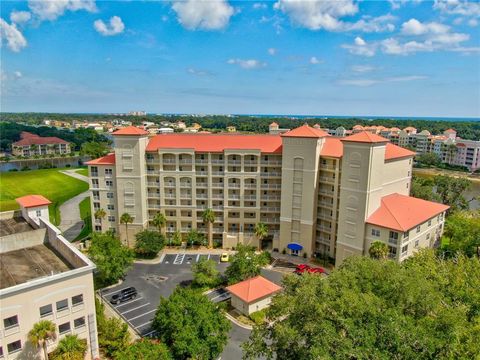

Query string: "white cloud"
[[14, 71, 22, 79], [28, 0, 97, 21], [401, 18, 449, 35], [339, 75, 427, 87], [0, 18, 27, 52], [172, 0, 234, 30], [342, 36, 377, 56], [273, 0, 395, 33], [94, 16, 125, 36], [268, 47, 277, 55], [227, 58, 266, 69], [253, 3, 268, 10], [351, 65, 375, 73], [309, 56, 321, 64], [10, 11, 31, 24], [468, 18, 478, 27], [433, 0, 480, 17], [187, 68, 212, 76]]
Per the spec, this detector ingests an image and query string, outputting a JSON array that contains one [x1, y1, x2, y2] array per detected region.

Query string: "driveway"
[[101, 252, 285, 359]]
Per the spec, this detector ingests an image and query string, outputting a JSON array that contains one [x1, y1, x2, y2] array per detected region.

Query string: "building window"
[[371, 229, 380, 237], [58, 322, 71, 335], [0, 346, 3, 358], [428, 220, 432, 226], [7, 341, 21, 354], [90, 166, 98, 176], [403, 231, 409, 238], [36, 210, 41, 217], [108, 216, 115, 222], [92, 179, 99, 188], [72, 294, 83, 307], [3, 315, 18, 329], [95, 225, 102, 231], [93, 202, 100, 210], [74, 317, 85, 329], [401, 244, 408, 254], [105, 168, 113, 176], [56, 299, 69, 312], [107, 204, 114, 210], [415, 239, 419, 248], [426, 233, 430, 240], [107, 192, 114, 199], [39, 304, 53, 317], [106, 180, 113, 187], [416, 225, 421, 233]]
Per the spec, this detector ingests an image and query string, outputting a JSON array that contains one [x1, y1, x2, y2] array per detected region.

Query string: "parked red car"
[[296, 264, 310, 271], [294, 264, 325, 275], [306, 267, 325, 274]]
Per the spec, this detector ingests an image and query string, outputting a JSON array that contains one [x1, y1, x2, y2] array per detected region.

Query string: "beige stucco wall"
[[0, 228, 46, 253], [88, 164, 118, 234], [230, 294, 275, 316]]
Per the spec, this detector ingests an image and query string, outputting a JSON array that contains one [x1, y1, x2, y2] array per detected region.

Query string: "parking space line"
[[196, 254, 200, 262], [121, 303, 150, 315], [143, 330, 157, 337], [159, 253, 166, 263], [135, 320, 153, 329], [115, 297, 143, 308], [174, 253, 185, 265], [102, 287, 130, 296], [129, 309, 157, 321], [207, 254, 211, 260]]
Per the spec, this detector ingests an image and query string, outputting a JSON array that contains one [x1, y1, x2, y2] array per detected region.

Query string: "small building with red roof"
[[16, 195, 52, 227], [12, 132, 71, 157], [226, 276, 281, 315]]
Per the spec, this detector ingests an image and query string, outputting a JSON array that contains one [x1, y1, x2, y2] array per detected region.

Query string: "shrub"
[[250, 309, 266, 325]]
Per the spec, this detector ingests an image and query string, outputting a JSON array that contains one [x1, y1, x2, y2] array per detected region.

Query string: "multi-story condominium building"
[[12, 132, 71, 157], [0, 195, 99, 360], [86, 125, 449, 265]]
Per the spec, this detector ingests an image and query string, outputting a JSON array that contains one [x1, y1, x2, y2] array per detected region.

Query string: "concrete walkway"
[[58, 169, 89, 241]]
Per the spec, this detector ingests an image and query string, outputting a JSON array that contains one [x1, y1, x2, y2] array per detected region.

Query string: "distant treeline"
[[0, 122, 110, 152], [1, 112, 479, 140]]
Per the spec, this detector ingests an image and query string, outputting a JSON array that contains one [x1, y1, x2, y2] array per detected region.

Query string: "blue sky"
[[1, 0, 479, 117]]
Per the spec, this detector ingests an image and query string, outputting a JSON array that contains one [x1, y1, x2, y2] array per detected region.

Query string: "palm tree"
[[51, 335, 87, 360], [28, 320, 57, 360], [254, 222, 268, 250], [368, 241, 389, 260], [120, 212, 134, 247], [202, 208, 215, 248], [152, 212, 166, 236], [94, 208, 106, 229]]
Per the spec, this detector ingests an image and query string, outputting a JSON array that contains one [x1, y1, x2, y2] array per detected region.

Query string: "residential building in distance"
[[12, 132, 71, 157], [86, 125, 449, 265], [268, 122, 290, 135], [128, 110, 147, 116], [0, 195, 99, 360]]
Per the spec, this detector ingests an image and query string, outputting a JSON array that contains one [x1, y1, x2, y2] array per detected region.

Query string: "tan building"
[[0, 196, 99, 360], [226, 276, 281, 316], [86, 125, 449, 265], [12, 132, 71, 157]]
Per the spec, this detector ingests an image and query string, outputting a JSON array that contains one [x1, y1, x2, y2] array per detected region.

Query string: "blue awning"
[[287, 243, 303, 251]]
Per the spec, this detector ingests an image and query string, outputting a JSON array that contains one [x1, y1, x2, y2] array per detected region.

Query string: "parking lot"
[[101, 252, 284, 358]]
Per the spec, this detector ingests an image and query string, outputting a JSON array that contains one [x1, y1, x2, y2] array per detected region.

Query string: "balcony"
[[179, 159, 193, 164], [317, 213, 332, 220], [163, 159, 176, 164], [316, 225, 331, 232], [165, 194, 176, 199], [228, 183, 240, 188], [164, 183, 176, 188], [197, 193, 208, 199], [388, 237, 398, 246], [197, 182, 208, 188], [262, 207, 280, 212], [197, 204, 207, 210], [244, 184, 257, 189], [244, 161, 258, 165], [262, 172, 281, 178], [148, 204, 161, 209], [261, 184, 281, 189], [227, 160, 241, 165], [211, 159, 224, 164], [180, 193, 192, 199], [228, 194, 240, 200], [180, 182, 191, 188], [148, 182, 160, 187], [91, 172, 98, 177], [211, 171, 225, 176], [212, 182, 224, 188], [195, 159, 208, 164], [319, 176, 335, 184], [261, 195, 281, 201], [196, 171, 208, 176], [318, 201, 333, 208], [147, 193, 160, 198], [212, 194, 224, 199], [261, 160, 282, 165]]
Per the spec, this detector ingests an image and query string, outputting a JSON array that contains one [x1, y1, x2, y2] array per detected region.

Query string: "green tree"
[[254, 222, 268, 249], [80, 141, 110, 159], [433, 175, 471, 212], [120, 212, 134, 247], [441, 211, 480, 258], [416, 152, 441, 167], [95, 298, 131, 357], [135, 229, 165, 258], [170, 230, 182, 246], [186, 228, 206, 247], [115, 339, 172, 360], [202, 208, 215, 248], [192, 258, 221, 288], [152, 287, 231, 359], [243, 250, 480, 360], [368, 241, 389, 260], [152, 212, 167, 235], [28, 320, 57, 360], [94, 208, 106, 227], [50, 335, 87, 360], [225, 244, 269, 285], [88, 232, 134, 286]]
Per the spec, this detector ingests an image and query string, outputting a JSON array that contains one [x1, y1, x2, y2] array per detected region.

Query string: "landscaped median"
[[0, 167, 89, 225]]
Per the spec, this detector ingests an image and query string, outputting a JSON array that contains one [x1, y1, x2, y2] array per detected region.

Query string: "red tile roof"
[[385, 143, 415, 160], [444, 128, 456, 133], [269, 122, 279, 126], [20, 131, 40, 138], [353, 125, 364, 130], [85, 153, 116, 165], [226, 276, 282, 303], [366, 193, 449, 232], [320, 137, 343, 158], [342, 131, 389, 143], [13, 135, 69, 146], [16, 195, 52, 208], [112, 126, 149, 136], [281, 124, 328, 138], [146, 134, 283, 153]]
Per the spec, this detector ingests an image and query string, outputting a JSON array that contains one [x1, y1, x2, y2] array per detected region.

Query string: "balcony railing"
[[244, 184, 257, 189], [180, 182, 191, 188], [197, 182, 208, 188], [228, 183, 240, 188], [261, 184, 281, 189]]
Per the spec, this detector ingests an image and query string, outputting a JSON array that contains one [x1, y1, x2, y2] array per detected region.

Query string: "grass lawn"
[[75, 167, 88, 177], [0, 168, 89, 225], [75, 197, 92, 241]]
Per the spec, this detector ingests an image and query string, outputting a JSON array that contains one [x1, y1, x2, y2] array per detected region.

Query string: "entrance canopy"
[[287, 243, 303, 251]]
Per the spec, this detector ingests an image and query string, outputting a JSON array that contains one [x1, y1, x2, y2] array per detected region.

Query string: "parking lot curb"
[[224, 312, 253, 331], [96, 294, 140, 341]]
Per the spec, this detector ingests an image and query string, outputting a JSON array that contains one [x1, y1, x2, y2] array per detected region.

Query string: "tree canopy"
[[192, 258, 221, 288], [96, 298, 131, 357], [225, 244, 270, 285], [80, 141, 110, 159], [243, 250, 480, 360], [134, 229, 165, 258], [153, 287, 231, 360], [115, 339, 172, 360], [88, 232, 134, 286], [50, 335, 87, 360], [441, 210, 480, 258]]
